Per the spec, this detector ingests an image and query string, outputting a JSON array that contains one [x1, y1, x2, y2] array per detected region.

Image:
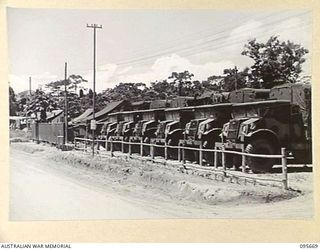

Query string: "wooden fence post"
[[128, 138, 132, 156], [182, 143, 186, 167], [178, 143, 181, 162], [222, 144, 226, 177], [110, 138, 114, 157], [140, 137, 144, 157], [199, 143, 203, 166], [106, 138, 109, 152], [164, 141, 168, 160], [241, 144, 246, 173], [281, 147, 288, 190], [151, 142, 155, 159], [214, 146, 218, 169], [121, 138, 124, 153]]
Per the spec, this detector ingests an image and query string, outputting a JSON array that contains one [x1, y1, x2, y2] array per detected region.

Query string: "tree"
[[168, 71, 194, 96], [101, 82, 149, 103], [9, 86, 18, 116], [242, 36, 309, 88], [88, 89, 93, 99], [23, 89, 60, 121], [45, 74, 88, 96], [79, 89, 84, 98], [222, 67, 249, 91], [67, 74, 88, 94], [44, 75, 88, 119], [150, 79, 175, 99]]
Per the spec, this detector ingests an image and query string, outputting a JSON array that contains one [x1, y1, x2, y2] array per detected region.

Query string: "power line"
[[71, 11, 290, 73], [64, 11, 311, 75], [112, 12, 276, 62], [113, 15, 311, 67], [104, 11, 308, 66]]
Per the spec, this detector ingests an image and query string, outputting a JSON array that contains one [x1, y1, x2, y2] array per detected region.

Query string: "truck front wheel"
[[245, 139, 278, 173]]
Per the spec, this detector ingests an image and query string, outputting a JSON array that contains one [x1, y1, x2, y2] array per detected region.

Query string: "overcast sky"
[[7, 8, 311, 93]]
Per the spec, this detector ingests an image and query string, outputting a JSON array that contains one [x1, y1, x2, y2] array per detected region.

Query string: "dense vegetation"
[[9, 36, 309, 120]]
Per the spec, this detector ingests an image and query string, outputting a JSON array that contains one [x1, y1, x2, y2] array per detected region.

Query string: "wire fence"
[[74, 136, 289, 190]]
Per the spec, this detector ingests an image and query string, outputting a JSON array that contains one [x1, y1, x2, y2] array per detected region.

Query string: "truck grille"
[[187, 128, 197, 140], [227, 120, 240, 140]]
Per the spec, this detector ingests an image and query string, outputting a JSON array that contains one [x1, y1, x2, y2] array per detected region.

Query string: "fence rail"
[[74, 137, 289, 190]]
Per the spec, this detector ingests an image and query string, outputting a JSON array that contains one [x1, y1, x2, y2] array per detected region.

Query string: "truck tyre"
[[245, 139, 277, 173]]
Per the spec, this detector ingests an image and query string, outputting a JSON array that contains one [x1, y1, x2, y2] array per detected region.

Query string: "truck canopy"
[[170, 97, 199, 108], [149, 99, 170, 109], [231, 100, 291, 119], [270, 83, 311, 126], [228, 88, 270, 103], [142, 108, 166, 121], [192, 103, 232, 120]]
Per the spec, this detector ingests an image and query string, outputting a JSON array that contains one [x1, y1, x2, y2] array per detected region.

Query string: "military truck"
[[228, 88, 270, 103], [180, 103, 232, 163], [128, 108, 166, 155], [169, 96, 201, 108], [218, 84, 311, 173], [107, 110, 143, 152], [151, 107, 194, 159], [102, 112, 123, 139], [197, 91, 229, 105]]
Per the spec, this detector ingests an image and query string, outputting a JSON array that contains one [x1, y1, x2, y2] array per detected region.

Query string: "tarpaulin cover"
[[270, 84, 311, 126], [150, 100, 170, 109]]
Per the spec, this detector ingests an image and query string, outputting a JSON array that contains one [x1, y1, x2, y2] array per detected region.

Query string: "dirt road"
[[10, 143, 313, 220], [10, 150, 174, 220]]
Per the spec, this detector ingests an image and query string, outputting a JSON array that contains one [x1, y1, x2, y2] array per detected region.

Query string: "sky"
[[7, 8, 312, 93]]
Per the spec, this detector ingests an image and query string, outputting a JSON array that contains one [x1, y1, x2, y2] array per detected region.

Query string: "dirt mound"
[[11, 142, 306, 208], [47, 150, 300, 206], [10, 129, 32, 141], [10, 142, 46, 154]]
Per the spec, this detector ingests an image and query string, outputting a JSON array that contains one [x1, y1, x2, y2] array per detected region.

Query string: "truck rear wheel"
[[245, 139, 277, 173]]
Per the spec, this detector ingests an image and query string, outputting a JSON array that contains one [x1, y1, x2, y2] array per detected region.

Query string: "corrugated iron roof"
[[86, 100, 124, 121], [72, 108, 93, 124]]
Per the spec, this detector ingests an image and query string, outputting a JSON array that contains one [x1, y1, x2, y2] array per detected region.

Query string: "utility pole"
[[87, 23, 102, 157], [29, 76, 32, 95], [64, 62, 68, 145]]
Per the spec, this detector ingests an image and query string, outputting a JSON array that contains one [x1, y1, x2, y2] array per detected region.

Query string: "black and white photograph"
[[7, 8, 313, 221]]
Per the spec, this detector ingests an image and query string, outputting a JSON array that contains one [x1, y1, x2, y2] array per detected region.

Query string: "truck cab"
[[180, 103, 232, 163], [184, 118, 206, 142], [105, 122, 118, 138], [219, 98, 310, 173], [162, 108, 194, 145], [130, 108, 166, 141]]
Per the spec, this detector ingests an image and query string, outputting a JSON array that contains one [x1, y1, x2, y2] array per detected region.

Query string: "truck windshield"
[[156, 121, 169, 135], [106, 122, 117, 133], [232, 107, 261, 118], [123, 122, 132, 130]]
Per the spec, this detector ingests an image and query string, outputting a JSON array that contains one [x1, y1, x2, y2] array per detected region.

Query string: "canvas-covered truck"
[[151, 107, 194, 159], [100, 112, 123, 139], [129, 108, 166, 155], [269, 83, 311, 141], [217, 84, 311, 173], [180, 103, 232, 163], [228, 88, 270, 103], [107, 110, 142, 152]]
